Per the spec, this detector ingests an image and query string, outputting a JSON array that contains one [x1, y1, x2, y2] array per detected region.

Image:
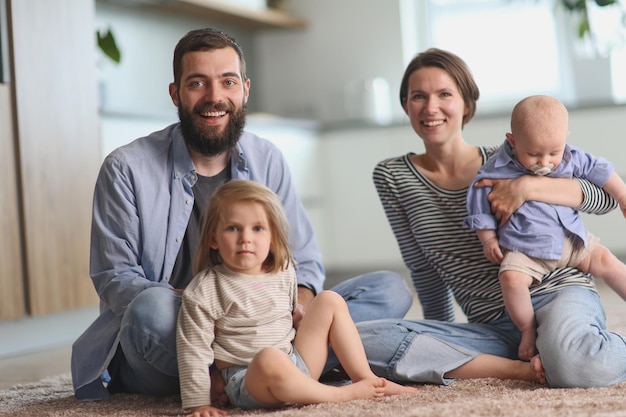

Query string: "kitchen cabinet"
[[99, 0, 307, 30], [1, 0, 101, 320], [0, 84, 24, 321]]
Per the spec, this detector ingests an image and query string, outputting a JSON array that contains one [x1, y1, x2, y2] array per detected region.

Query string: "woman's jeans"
[[112, 270, 413, 395], [357, 285, 626, 388]]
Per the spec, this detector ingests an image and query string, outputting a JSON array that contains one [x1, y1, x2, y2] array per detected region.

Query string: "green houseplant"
[[96, 27, 121, 64], [560, 0, 621, 39]]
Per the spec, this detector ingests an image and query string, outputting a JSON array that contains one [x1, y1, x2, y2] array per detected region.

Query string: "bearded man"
[[71, 28, 412, 402]]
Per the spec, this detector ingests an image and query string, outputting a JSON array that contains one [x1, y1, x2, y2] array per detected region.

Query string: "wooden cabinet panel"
[[8, 0, 100, 316], [0, 84, 25, 321]]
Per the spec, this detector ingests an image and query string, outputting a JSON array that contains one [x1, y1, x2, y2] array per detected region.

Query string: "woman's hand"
[[475, 177, 528, 227]]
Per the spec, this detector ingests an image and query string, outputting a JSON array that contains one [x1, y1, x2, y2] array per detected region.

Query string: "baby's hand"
[[482, 237, 504, 264]]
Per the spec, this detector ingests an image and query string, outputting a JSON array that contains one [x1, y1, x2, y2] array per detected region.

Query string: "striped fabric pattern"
[[373, 146, 606, 324], [177, 264, 297, 409]]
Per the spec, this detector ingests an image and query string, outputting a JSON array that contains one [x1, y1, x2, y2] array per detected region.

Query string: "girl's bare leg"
[[294, 291, 419, 396], [245, 291, 418, 406], [244, 347, 387, 406]]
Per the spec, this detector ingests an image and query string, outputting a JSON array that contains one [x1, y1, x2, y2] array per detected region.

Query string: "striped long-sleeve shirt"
[[373, 145, 617, 323], [177, 263, 297, 410]]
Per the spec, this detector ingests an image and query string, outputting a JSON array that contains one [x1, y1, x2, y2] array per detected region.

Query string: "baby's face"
[[510, 129, 567, 175]]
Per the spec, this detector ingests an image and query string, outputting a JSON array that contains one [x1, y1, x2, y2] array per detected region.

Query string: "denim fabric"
[[323, 270, 412, 373], [222, 348, 309, 409], [72, 124, 326, 400], [357, 284, 626, 387], [110, 270, 411, 395], [533, 285, 626, 387]]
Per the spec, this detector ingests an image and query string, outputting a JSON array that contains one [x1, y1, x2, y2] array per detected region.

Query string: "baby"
[[465, 95, 626, 360]]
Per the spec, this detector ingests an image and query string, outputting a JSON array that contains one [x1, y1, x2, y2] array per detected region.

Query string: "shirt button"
[[176, 237, 182, 243], [186, 199, 192, 205]]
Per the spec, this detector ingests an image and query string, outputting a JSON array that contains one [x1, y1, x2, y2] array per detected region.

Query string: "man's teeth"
[[202, 111, 226, 117], [423, 120, 444, 127]]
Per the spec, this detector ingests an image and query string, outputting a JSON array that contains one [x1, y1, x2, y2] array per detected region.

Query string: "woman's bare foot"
[[530, 354, 547, 385], [380, 379, 420, 396]]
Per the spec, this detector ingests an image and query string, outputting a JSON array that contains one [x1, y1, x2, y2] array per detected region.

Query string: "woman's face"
[[403, 66, 468, 146]]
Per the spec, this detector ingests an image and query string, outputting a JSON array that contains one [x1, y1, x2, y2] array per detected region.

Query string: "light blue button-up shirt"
[[465, 140, 613, 260], [72, 123, 324, 400]]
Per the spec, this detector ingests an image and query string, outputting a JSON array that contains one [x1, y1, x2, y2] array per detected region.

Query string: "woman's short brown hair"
[[399, 48, 480, 127]]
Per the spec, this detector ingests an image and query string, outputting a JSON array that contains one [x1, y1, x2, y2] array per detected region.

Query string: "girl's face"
[[403, 66, 468, 146], [210, 201, 272, 275]]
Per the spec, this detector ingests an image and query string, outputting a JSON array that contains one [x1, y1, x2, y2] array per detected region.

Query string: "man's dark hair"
[[172, 28, 247, 86]]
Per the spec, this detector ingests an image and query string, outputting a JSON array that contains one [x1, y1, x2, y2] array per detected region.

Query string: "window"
[[400, 0, 626, 114]]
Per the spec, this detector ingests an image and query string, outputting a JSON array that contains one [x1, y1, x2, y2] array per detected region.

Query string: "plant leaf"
[[97, 29, 121, 64], [578, 17, 590, 38]]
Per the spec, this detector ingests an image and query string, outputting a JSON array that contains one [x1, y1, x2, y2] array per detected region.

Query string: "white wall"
[[317, 105, 626, 271], [94, 1, 626, 273], [254, 0, 406, 124], [94, 2, 259, 116]]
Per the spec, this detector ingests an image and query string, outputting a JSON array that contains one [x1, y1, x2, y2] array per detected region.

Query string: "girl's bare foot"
[[380, 379, 420, 396], [340, 377, 386, 400]]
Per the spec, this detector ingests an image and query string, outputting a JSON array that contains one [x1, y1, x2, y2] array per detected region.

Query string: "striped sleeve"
[[576, 178, 618, 215]]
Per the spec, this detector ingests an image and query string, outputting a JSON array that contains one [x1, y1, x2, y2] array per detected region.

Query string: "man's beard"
[[178, 100, 246, 156]]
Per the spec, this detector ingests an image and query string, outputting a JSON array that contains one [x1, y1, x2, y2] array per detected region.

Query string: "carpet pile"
[[2, 372, 626, 416]]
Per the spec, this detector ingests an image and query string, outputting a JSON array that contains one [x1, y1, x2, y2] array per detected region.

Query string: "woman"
[[356, 48, 626, 388]]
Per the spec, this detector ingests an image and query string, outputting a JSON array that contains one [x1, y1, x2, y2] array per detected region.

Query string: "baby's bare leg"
[[499, 270, 536, 360], [577, 245, 626, 300]]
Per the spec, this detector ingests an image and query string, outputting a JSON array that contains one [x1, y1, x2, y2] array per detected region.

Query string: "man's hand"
[[475, 177, 527, 227], [294, 287, 315, 330]]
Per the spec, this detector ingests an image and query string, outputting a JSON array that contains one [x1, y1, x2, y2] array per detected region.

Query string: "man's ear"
[[169, 83, 179, 106], [243, 78, 251, 104]]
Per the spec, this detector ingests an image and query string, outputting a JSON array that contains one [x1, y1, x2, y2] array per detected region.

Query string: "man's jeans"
[[114, 270, 413, 395]]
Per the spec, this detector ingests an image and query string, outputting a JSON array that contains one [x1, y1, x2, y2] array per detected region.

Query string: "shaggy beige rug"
[[3, 284, 625, 417], [1, 372, 626, 416]]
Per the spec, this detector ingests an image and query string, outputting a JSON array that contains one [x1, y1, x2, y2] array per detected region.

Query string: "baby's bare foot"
[[530, 354, 547, 385]]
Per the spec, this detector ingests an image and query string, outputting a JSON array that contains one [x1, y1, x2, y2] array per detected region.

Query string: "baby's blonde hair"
[[193, 180, 294, 275], [510, 95, 569, 141]]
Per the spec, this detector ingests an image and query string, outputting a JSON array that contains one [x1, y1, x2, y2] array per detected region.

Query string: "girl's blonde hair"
[[193, 180, 294, 275]]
